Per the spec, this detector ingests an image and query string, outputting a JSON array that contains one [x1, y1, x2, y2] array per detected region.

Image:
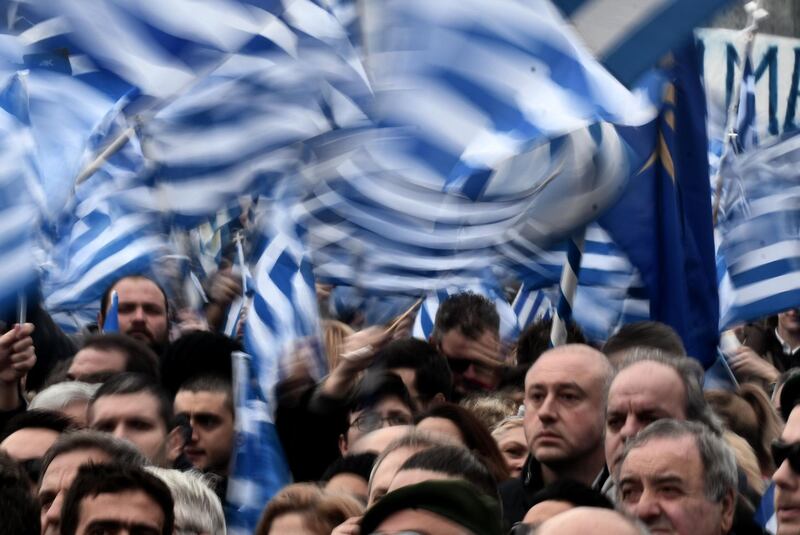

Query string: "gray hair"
[[616, 419, 738, 503], [610, 348, 723, 435], [29, 382, 100, 411], [145, 467, 226, 535], [40, 430, 148, 486]]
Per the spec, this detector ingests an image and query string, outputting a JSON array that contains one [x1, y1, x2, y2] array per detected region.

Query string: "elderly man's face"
[[605, 361, 687, 474], [617, 435, 734, 535], [774, 406, 800, 534]]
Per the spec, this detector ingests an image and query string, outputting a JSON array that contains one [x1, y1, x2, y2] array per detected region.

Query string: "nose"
[[631, 487, 663, 525], [132, 305, 146, 321], [619, 415, 641, 442], [111, 423, 129, 441], [537, 393, 557, 422], [43, 491, 64, 532], [774, 458, 798, 489]]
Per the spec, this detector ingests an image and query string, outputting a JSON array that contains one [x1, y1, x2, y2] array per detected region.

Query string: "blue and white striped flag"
[[733, 54, 758, 154], [513, 284, 553, 332], [754, 481, 777, 534], [227, 350, 292, 535], [716, 131, 800, 328]]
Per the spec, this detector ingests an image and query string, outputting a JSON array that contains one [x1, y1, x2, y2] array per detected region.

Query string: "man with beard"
[[98, 276, 170, 355]]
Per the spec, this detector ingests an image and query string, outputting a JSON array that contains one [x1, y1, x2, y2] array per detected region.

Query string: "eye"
[[558, 391, 580, 403], [93, 422, 115, 433], [607, 415, 623, 431], [129, 419, 154, 432], [527, 391, 545, 404], [619, 485, 641, 503], [659, 485, 684, 498]]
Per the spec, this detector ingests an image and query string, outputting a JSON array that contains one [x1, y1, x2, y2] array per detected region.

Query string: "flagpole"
[[549, 228, 586, 347]]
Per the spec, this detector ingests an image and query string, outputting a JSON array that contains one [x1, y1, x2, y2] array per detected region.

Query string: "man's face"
[[779, 309, 800, 336], [438, 328, 501, 397], [605, 361, 687, 474], [67, 347, 127, 382], [39, 448, 112, 535], [774, 406, 800, 534], [107, 278, 168, 350], [89, 392, 169, 465], [368, 446, 421, 506], [496, 425, 528, 479], [617, 435, 733, 535], [74, 490, 165, 535], [373, 508, 478, 535], [174, 390, 235, 475], [523, 347, 607, 466], [344, 396, 414, 451]]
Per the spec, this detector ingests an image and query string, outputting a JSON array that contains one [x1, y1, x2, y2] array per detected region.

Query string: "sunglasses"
[[446, 357, 472, 374], [772, 439, 800, 473]]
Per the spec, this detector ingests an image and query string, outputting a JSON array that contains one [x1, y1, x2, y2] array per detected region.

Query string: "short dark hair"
[[321, 452, 378, 483], [91, 373, 174, 429], [161, 331, 242, 396], [602, 321, 686, 357], [349, 372, 416, 416], [516, 319, 586, 366], [61, 463, 174, 535], [372, 339, 453, 402], [1, 409, 76, 442], [79, 333, 161, 381], [0, 452, 39, 534], [399, 445, 498, 499], [100, 275, 170, 321], [178, 374, 234, 415], [529, 479, 613, 510], [415, 402, 510, 482], [431, 292, 499, 343]]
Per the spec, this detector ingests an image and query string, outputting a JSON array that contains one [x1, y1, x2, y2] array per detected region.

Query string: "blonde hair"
[[491, 416, 524, 441], [460, 393, 519, 430], [256, 483, 363, 535], [322, 320, 355, 370], [722, 430, 765, 494]]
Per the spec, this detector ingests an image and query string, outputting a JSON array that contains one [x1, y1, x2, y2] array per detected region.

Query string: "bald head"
[[534, 507, 644, 535], [527, 344, 611, 381]]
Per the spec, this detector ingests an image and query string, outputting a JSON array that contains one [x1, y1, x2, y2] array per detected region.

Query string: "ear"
[[719, 488, 736, 534], [166, 426, 185, 464], [338, 433, 349, 456]]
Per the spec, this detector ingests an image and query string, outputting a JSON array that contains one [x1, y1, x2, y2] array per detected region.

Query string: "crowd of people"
[[2, 272, 800, 534]]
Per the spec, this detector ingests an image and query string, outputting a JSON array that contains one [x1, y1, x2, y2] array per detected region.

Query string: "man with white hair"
[[29, 382, 99, 427], [146, 467, 226, 535]]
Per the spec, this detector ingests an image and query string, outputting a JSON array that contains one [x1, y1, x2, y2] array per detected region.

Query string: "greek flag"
[[716, 131, 800, 328], [733, 54, 758, 154], [227, 351, 292, 535], [0, 70, 41, 314], [513, 285, 553, 331]]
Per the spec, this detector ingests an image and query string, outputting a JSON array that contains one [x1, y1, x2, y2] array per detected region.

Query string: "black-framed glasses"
[[349, 411, 412, 433], [772, 439, 800, 473]]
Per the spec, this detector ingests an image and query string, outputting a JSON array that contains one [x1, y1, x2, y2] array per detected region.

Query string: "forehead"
[[439, 329, 494, 353], [526, 349, 604, 388], [783, 406, 800, 442], [112, 278, 165, 305], [620, 435, 703, 482], [1, 428, 60, 460], [41, 449, 112, 488], [609, 362, 686, 408], [174, 390, 229, 414], [92, 392, 162, 421], [72, 348, 127, 368], [79, 490, 164, 531]]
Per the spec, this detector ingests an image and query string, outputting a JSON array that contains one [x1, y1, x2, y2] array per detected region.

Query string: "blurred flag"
[[227, 350, 292, 535], [715, 131, 800, 328], [733, 54, 758, 154], [598, 40, 720, 366], [754, 481, 777, 534], [513, 284, 554, 331], [0, 70, 42, 315]]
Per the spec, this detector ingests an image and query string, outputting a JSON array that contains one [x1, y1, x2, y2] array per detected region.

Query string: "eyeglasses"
[[773, 439, 800, 473], [349, 411, 412, 433]]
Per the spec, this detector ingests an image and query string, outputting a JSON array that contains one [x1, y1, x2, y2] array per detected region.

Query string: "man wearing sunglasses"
[[774, 374, 800, 534]]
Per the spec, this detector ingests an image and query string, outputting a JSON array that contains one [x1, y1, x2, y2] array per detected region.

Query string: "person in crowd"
[[160, 330, 240, 396], [517, 479, 613, 528], [321, 452, 378, 504], [460, 392, 519, 430], [515, 318, 586, 367], [387, 445, 498, 499], [367, 431, 445, 506], [28, 382, 99, 427], [705, 383, 783, 477], [0, 451, 39, 534], [255, 483, 364, 535], [492, 416, 527, 479], [60, 463, 174, 535], [98, 275, 171, 354], [0, 410, 75, 485], [359, 480, 504, 535], [370, 337, 453, 409], [38, 430, 147, 535], [66, 333, 160, 383], [735, 311, 800, 385], [774, 368, 800, 416], [88, 373, 184, 466], [146, 466, 226, 535], [430, 292, 505, 399], [415, 402, 510, 482], [601, 320, 687, 364], [530, 507, 648, 535], [500, 344, 612, 525], [604, 350, 723, 481], [174, 374, 234, 477], [0, 322, 37, 430], [773, 373, 800, 535], [615, 419, 737, 535], [339, 372, 416, 456]]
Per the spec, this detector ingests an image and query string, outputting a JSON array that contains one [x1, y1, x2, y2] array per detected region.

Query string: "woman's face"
[[496, 425, 528, 478]]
